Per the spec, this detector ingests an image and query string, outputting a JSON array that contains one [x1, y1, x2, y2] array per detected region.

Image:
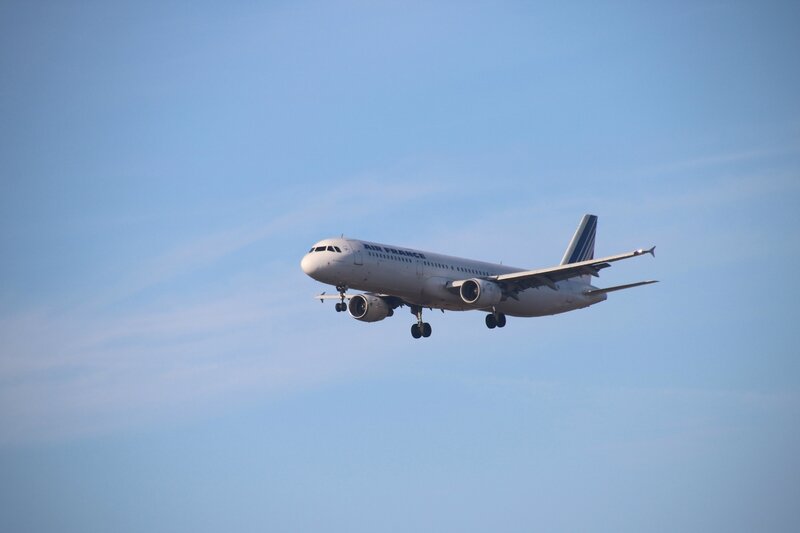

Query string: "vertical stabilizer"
[[560, 214, 597, 265]]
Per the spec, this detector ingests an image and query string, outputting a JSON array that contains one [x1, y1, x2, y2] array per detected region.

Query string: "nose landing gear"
[[334, 284, 348, 313], [410, 305, 432, 339]]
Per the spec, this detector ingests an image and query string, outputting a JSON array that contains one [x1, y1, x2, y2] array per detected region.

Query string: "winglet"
[[635, 246, 656, 257]]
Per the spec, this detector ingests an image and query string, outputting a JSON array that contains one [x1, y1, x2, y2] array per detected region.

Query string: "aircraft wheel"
[[485, 314, 496, 329], [335, 302, 344, 312], [411, 324, 422, 339], [421, 322, 432, 338], [496, 313, 506, 328]]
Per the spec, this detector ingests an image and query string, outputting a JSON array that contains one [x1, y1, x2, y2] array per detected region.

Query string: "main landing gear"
[[410, 305, 432, 339], [485, 311, 506, 329], [334, 284, 347, 313]]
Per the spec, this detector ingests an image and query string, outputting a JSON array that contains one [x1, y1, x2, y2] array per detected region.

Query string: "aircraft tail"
[[561, 214, 597, 265]]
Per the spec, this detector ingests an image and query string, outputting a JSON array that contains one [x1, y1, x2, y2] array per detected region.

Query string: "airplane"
[[300, 214, 657, 339]]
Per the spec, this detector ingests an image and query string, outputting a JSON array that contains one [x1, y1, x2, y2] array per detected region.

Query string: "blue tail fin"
[[560, 214, 597, 265]]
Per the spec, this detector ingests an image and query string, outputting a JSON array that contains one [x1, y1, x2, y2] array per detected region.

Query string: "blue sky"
[[1, 1, 799, 532]]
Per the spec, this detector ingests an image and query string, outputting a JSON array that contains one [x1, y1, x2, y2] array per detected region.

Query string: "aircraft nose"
[[301, 254, 317, 276]]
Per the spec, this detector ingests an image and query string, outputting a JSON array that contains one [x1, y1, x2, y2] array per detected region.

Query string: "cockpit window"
[[326, 246, 335, 252], [309, 247, 314, 253], [314, 246, 326, 252], [334, 246, 342, 253]]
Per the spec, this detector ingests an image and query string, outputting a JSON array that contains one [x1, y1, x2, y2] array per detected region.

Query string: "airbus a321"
[[300, 214, 657, 339]]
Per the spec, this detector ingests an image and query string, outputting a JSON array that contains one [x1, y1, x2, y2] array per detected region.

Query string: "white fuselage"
[[301, 237, 606, 317]]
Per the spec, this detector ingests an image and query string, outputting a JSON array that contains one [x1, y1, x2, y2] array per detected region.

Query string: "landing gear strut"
[[410, 305, 432, 339], [335, 284, 348, 313], [485, 311, 506, 329]]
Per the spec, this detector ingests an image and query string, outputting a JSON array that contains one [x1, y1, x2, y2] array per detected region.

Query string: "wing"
[[314, 292, 406, 308], [315, 292, 354, 302], [449, 246, 656, 295]]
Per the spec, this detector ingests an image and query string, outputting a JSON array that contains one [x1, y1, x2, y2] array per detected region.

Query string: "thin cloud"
[[97, 175, 446, 306], [0, 276, 390, 444], [0, 175, 445, 444], [2, 150, 793, 444], [640, 143, 800, 177]]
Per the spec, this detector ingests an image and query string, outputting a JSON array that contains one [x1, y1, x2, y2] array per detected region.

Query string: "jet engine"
[[459, 278, 502, 308], [348, 294, 393, 322]]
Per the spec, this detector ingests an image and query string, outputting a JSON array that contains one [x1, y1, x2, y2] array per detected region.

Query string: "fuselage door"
[[354, 251, 363, 266]]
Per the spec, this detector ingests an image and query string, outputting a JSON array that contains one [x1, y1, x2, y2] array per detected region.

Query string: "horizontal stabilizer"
[[584, 280, 658, 296]]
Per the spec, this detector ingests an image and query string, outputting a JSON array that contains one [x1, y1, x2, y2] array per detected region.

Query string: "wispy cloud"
[[0, 268, 397, 444], [454, 373, 800, 457], [0, 175, 445, 444], [641, 145, 798, 176], [2, 147, 796, 445], [97, 175, 446, 305]]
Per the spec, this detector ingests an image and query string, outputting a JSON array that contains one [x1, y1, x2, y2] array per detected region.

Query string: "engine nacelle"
[[459, 278, 502, 308], [348, 294, 392, 322]]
